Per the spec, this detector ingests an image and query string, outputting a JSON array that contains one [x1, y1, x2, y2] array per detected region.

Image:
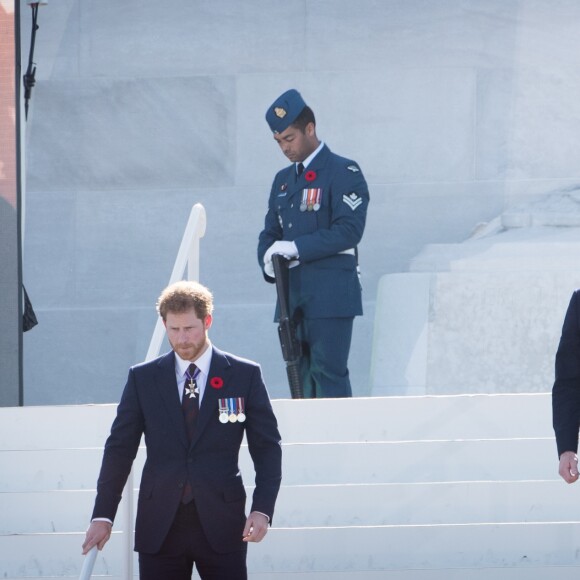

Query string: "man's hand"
[[558, 450, 579, 484], [82, 521, 112, 554], [264, 241, 298, 264], [242, 511, 269, 543]]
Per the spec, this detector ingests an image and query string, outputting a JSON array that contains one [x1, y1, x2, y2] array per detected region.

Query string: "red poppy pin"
[[305, 170, 317, 182], [210, 376, 224, 389]]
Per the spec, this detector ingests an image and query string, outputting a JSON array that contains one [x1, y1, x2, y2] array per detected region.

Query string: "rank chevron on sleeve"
[[342, 192, 363, 211]]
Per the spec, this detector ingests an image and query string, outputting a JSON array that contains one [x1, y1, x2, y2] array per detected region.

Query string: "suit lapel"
[[154, 351, 190, 450], [191, 347, 232, 446]]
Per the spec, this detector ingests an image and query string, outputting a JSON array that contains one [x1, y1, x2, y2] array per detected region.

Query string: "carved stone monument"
[[371, 188, 580, 395]]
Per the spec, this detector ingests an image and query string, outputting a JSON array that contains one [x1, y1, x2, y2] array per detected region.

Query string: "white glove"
[[263, 241, 299, 264], [264, 258, 299, 279], [264, 260, 275, 278]]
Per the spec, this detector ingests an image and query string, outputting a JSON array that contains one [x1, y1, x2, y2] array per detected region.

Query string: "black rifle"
[[271, 254, 304, 399]]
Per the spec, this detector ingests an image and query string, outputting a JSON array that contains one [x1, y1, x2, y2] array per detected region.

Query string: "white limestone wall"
[[370, 218, 580, 395], [371, 270, 580, 396], [20, 1, 580, 403]]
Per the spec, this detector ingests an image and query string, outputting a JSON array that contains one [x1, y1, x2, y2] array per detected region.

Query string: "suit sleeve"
[[553, 290, 580, 457], [244, 365, 282, 522], [92, 369, 145, 522]]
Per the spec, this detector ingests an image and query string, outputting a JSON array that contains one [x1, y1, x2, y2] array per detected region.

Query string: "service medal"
[[304, 188, 321, 212], [301, 189, 311, 212], [227, 398, 237, 422], [312, 188, 322, 211], [236, 397, 246, 422], [218, 399, 229, 423]]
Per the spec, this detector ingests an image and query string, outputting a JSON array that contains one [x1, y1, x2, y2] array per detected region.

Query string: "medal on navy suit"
[[92, 347, 281, 567]]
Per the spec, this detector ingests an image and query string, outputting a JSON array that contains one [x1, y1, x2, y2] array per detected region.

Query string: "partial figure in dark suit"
[[552, 288, 580, 484], [82, 281, 282, 579], [258, 89, 370, 399]]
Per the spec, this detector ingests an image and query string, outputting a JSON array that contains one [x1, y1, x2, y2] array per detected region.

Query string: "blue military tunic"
[[258, 144, 369, 320]]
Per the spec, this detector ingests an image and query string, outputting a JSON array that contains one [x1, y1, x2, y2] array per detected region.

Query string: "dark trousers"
[[297, 317, 354, 398], [139, 501, 247, 580]]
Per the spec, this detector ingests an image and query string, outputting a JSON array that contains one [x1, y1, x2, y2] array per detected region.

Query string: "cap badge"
[[274, 107, 287, 119]]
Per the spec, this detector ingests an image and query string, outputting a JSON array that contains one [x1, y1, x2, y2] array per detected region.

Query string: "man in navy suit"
[[82, 281, 282, 579], [258, 89, 370, 398], [553, 289, 580, 484]]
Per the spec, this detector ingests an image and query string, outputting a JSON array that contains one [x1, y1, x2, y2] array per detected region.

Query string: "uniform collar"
[[297, 141, 325, 171]]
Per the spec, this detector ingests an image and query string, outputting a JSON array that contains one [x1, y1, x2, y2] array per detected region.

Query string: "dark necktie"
[[297, 162, 304, 176], [181, 363, 199, 504], [182, 363, 200, 442]]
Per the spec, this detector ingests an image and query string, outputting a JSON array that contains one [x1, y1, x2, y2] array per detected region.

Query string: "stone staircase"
[[1, 393, 579, 579]]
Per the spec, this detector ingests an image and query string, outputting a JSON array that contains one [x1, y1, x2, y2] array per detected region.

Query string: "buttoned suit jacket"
[[258, 144, 370, 320], [553, 289, 580, 457], [92, 346, 282, 555]]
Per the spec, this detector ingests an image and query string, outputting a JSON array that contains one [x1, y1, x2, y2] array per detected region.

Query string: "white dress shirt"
[[174, 342, 213, 404]]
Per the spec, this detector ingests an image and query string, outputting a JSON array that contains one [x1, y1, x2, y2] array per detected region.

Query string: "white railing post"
[[145, 203, 207, 362], [120, 203, 206, 578], [121, 469, 134, 579], [187, 215, 203, 283]]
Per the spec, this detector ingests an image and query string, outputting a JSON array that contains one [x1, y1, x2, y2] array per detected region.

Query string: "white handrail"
[[145, 203, 207, 362], [120, 202, 206, 579], [79, 545, 98, 579], [121, 470, 134, 580]]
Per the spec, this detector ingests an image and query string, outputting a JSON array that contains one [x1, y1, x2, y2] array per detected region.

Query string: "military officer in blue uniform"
[[258, 89, 370, 398]]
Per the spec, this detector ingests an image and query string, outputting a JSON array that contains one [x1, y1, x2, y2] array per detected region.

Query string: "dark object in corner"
[[22, 285, 38, 332]]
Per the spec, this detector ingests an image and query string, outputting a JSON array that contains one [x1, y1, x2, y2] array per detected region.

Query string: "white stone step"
[[2, 479, 573, 534], [0, 490, 95, 534], [2, 522, 580, 577], [0, 436, 557, 492], [270, 438, 556, 485], [250, 569, 580, 579], [2, 569, 580, 580], [256, 523, 580, 573], [271, 479, 571, 527], [272, 393, 553, 442], [0, 394, 554, 448], [0, 404, 117, 450], [0, 396, 566, 578]]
